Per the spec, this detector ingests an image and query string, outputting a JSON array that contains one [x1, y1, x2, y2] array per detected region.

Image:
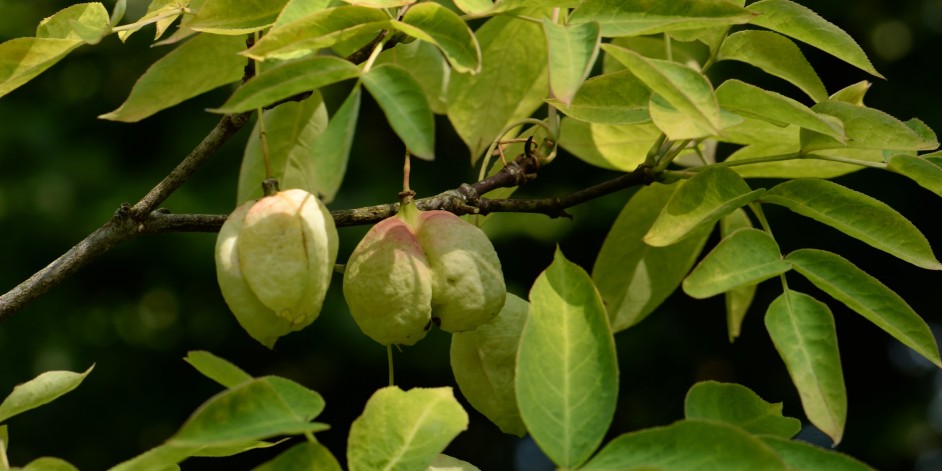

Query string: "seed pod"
[[343, 202, 505, 345], [215, 189, 338, 348]]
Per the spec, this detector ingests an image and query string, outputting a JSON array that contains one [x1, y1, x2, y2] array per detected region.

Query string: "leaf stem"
[[387, 345, 395, 387], [808, 153, 887, 169]]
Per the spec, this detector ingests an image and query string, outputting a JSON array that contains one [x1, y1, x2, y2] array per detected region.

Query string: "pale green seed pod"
[[343, 202, 506, 346], [215, 189, 338, 348]]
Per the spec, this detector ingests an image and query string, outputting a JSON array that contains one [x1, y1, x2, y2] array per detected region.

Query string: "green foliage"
[[2, 0, 941, 468]]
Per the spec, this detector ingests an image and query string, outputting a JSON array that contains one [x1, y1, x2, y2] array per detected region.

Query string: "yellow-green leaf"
[[0, 37, 83, 99], [362, 63, 435, 159], [717, 30, 827, 103], [188, 0, 291, 34], [245, 6, 389, 61], [542, 19, 600, 105], [548, 70, 650, 124], [570, 0, 755, 37], [392, 3, 481, 74], [887, 154, 942, 198], [558, 118, 661, 171], [683, 228, 791, 299]]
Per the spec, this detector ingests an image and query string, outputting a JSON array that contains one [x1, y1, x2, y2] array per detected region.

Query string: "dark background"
[[1, 1, 942, 470]]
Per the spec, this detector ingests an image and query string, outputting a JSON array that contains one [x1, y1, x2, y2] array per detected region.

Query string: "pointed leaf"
[[684, 381, 801, 438], [344, 0, 414, 6], [830, 81, 871, 106], [649, 94, 743, 140], [786, 249, 941, 367], [717, 80, 844, 139], [100, 34, 246, 122], [765, 290, 846, 444], [273, 0, 331, 28], [115, 0, 184, 42], [252, 442, 342, 471], [111, 0, 128, 26], [362, 63, 435, 159], [603, 44, 721, 136], [246, 6, 389, 61], [391, 3, 481, 74], [448, 15, 547, 161], [309, 85, 361, 203], [377, 41, 448, 114], [516, 249, 618, 468], [184, 351, 253, 389], [36, 3, 111, 44], [238, 94, 329, 204], [683, 228, 791, 299], [717, 30, 827, 103], [720, 209, 757, 341], [760, 436, 876, 471], [0, 37, 83, 99], [0, 365, 94, 423], [347, 387, 468, 471], [582, 419, 788, 470], [747, 0, 883, 78], [887, 154, 942, 198], [18, 457, 79, 471], [211, 56, 360, 113], [801, 101, 939, 152], [547, 70, 650, 124], [593, 183, 711, 331], [558, 119, 661, 171], [187, 0, 291, 34], [570, 0, 755, 37], [542, 19, 600, 105], [761, 178, 942, 270], [450, 293, 529, 437], [427, 454, 480, 471], [645, 166, 763, 247]]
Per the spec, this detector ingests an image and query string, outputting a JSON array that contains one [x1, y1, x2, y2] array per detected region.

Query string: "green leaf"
[[725, 142, 886, 180], [760, 436, 876, 471], [309, 85, 361, 203], [427, 455, 480, 471], [391, 3, 481, 74], [683, 228, 791, 299], [887, 154, 942, 198], [184, 351, 253, 389], [747, 0, 883, 78], [448, 15, 547, 161], [717, 80, 844, 139], [100, 34, 246, 122], [765, 290, 846, 445], [801, 101, 939, 152], [786, 249, 942, 367], [582, 419, 788, 470], [516, 248, 618, 468], [830, 81, 871, 106], [245, 6, 389, 61], [111, 0, 128, 26], [717, 30, 827, 103], [109, 439, 280, 471], [558, 118, 661, 171], [18, 457, 79, 471], [542, 19, 600, 106], [347, 386, 468, 471], [377, 41, 448, 114], [344, 0, 413, 7], [720, 209, 757, 341], [761, 179, 942, 270], [645, 166, 763, 247], [603, 44, 721, 136], [273, 0, 331, 28], [684, 381, 801, 438], [115, 0, 184, 42], [362, 63, 435, 159], [450, 293, 528, 437], [570, 0, 755, 37], [237, 93, 329, 204], [211, 56, 360, 113], [547, 70, 650, 124], [649, 94, 743, 140], [593, 183, 711, 331], [0, 37, 84, 99], [452, 0, 495, 15], [187, 0, 291, 34], [36, 2, 111, 44], [252, 442, 342, 471], [0, 365, 94, 423]]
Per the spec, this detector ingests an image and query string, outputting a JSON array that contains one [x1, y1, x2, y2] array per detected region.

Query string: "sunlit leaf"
[[36, 2, 111, 44], [645, 166, 763, 247], [594, 183, 711, 331], [548, 70, 650, 124], [343, 0, 414, 7], [391, 3, 481, 74], [211, 56, 360, 113], [252, 442, 342, 471], [18, 457, 79, 471], [830, 80, 871, 106], [0, 37, 84, 99], [717, 30, 827, 103], [717, 80, 844, 139], [683, 228, 791, 299], [101, 34, 246, 122], [765, 290, 846, 445], [273, 0, 331, 28], [542, 19, 600, 105], [347, 387, 468, 471], [786, 249, 942, 367], [720, 209, 756, 341], [245, 6, 389, 61], [362, 63, 435, 159], [309, 85, 361, 203], [517, 249, 618, 468], [110, 0, 127, 26], [377, 41, 448, 114], [747, 0, 883, 78], [427, 454, 481, 471], [801, 101, 939, 152], [559, 118, 661, 171], [187, 0, 291, 34], [887, 154, 942, 198], [184, 351, 253, 389], [570, 0, 755, 37], [760, 436, 876, 471], [115, 0, 183, 42], [448, 15, 547, 161], [685, 381, 801, 438], [0, 365, 94, 423], [761, 179, 942, 270]]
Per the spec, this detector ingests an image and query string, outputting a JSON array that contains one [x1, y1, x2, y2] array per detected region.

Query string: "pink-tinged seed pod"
[[343, 202, 506, 346], [215, 189, 338, 348]]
